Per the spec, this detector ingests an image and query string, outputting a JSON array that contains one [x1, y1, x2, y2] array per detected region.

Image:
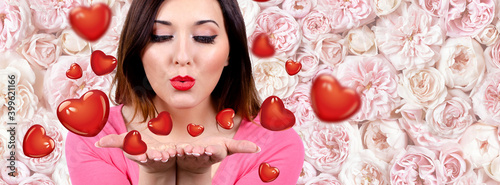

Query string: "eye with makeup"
[[151, 34, 218, 44]]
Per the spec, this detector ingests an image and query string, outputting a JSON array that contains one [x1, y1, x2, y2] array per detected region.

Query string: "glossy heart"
[[216, 108, 235, 129], [123, 130, 147, 155], [91, 50, 117, 76], [260, 96, 295, 131], [259, 162, 280, 182], [57, 90, 110, 137], [148, 111, 173, 135], [285, 59, 301, 76], [311, 74, 361, 122], [66, 63, 83, 79], [187, 123, 204, 137], [251, 33, 275, 58], [69, 3, 111, 41], [23, 125, 55, 158]]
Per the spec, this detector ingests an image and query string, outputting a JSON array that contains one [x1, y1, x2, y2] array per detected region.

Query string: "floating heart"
[[23, 125, 55, 158], [91, 50, 117, 76], [123, 130, 147, 155], [216, 108, 235, 129], [259, 162, 280, 182], [311, 74, 361, 122], [285, 59, 301, 76], [69, 3, 111, 41], [251, 33, 275, 58], [66, 63, 83, 79], [187, 123, 204, 137], [148, 111, 173, 135], [57, 90, 110, 137], [260, 96, 295, 131]]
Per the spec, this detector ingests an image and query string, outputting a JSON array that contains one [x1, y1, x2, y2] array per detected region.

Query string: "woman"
[[65, 0, 304, 184]]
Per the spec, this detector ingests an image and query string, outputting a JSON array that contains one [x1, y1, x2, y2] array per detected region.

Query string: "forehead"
[[156, 0, 224, 24]]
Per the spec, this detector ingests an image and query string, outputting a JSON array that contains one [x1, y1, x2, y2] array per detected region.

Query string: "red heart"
[[123, 130, 147, 155], [148, 111, 173, 135], [252, 33, 275, 58], [260, 96, 295, 131], [285, 59, 301, 76], [259, 162, 280, 182], [311, 74, 361, 122], [187, 123, 204, 137], [69, 3, 111, 41], [66, 63, 83, 79], [57, 90, 110, 137], [91, 50, 117, 76], [216, 108, 235, 129], [23, 125, 55, 158]]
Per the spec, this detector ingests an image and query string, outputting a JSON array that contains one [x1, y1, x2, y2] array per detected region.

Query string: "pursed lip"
[[170, 75, 195, 82]]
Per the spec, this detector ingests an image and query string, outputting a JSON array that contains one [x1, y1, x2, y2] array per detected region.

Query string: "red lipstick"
[[170, 75, 195, 91]]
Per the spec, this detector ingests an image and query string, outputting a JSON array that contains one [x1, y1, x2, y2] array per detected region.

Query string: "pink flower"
[[474, 24, 499, 46], [250, 7, 301, 57], [294, 44, 320, 83], [17, 33, 61, 69], [446, 0, 495, 37], [92, 3, 129, 57], [312, 33, 346, 67], [318, 0, 376, 33], [297, 161, 318, 185], [459, 122, 500, 168], [397, 67, 448, 108], [43, 55, 113, 111], [306, 173, 341, 185], [0, 0, 34, 52], [336, 55, 400, 121], [301, 122, 362, 174], [484, 39, 500, 72], [299, 9, 330, 42], [390, 146, 440, 185], [361, 120, 407, 162], [29, 0, 83, 33], [282, 0, 316, 19], [373, 2, 444, 70], [437, 144, 472, 184], [0, 160, 31, 184], [471, 71, 500, 126], [338, 150, 390, 185], [18, 173, 55, 185], [345, 25, 378, 56], [284, 83, 319, 130], [414, 0, 448, 16]]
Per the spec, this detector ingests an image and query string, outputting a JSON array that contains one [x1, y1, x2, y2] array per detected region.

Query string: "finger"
[[176, 143, 187, 157], [192, 145, 205, 157], [124, 152, 148, 163], [184, 145, 194, 156], [160, 150, 170, 163], [167, 147, 177, 158], [225, 140, 260, 155], [96, 134, 126, 148], [205, 144, 226, 162], [146, 148, 162, 161]]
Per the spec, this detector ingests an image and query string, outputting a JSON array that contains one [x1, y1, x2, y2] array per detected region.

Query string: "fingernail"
[[170, 154, 176, 157], [161, 158, 169, 163], [94, 141, 101, 148], [154, 158, 161, 161], [140, 159, 148, 163], [193, 153, 200, 157], [177, 154, 183, 157], [255, 146, 261, 153], [205, 151, 212, 155], [185, 152, 192, 155]]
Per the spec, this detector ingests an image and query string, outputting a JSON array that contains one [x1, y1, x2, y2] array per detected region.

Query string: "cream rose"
[[296, 161, 317, 185], [252, 53, 299, 100], [237, 0, 260, 38], [373, 0, 401, 15], [306, 173, 341, 185], [459, 122, 500, 168], [361, 120, 407, 163], [0, 0, 34, 52], [483, 156, 500, 182], [282, 0, 316, 19], [58, 29, 92, 56], [390, 146, 441, 184], [474, 24, 499, 46], [397, 67, 447, 108], [477, 168, 500, 184], [313, 33, 346, 67], [338, 150, 390, 185], [345, 25, 377, 56], [299, 9, 330, 42], [17, 33, 61, 69], [470, 72, 500, 126], [437, 37, 485, 92]]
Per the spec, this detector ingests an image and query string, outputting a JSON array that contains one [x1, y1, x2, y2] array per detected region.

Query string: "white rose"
[[52, 155, 71, 185], [338, 149, 390, 185], [397, 67, 447, 108], [58, 29, 92, 56], [297, 161, 317, 185], [346, 25, 377, 56], [477, 168, 500, 184], [313, 33, 347, 67], [361, 120, 407, 162], [17, 33, 61, 69], [483, 156, 500, 182], [282, 0, 317, 19], [474, 24, 499, 46], [437, 37, 485, 92], [252, 53, 299, 100], [459, 122, 500, 168], [373, 0, 402, 15], [237, 0, 260, 38], [0, 0, 34, 52]]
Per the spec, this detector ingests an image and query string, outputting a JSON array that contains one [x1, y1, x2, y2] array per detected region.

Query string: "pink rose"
[[452, 170, 479, 185], [446, 0, 495, 37], [459, 122, 500, 168], [302, 122, 362, 174], [318, 0, 376, 33], [338, 150, 390, 185], [18, 173, 55, 185], [414, 0, 448, 16], [43, 55, 113, 111], [297, 161, 318, 185], [361, 120, 407, 162], [471, 72, 500, 126], [92, 2, 130, 57], [282, 0, 316, 19], [29, 0, 83, 33], [0, 0, 34, 52], [17, 33, 61, 69], [312, 33, 346, 67], [336, 55, 400, 121], [0, 160, 31, 184], [484, 39, 500, 72], [299, 9, 330, 42], [284, 83, 319, 130], [390, 146, 440, 184], [437, 144, 472, 184], [373, 2, 444, 70], [306, 173, 341, 185], [294, 44, 320, 83], [250, 7, 301, 57]]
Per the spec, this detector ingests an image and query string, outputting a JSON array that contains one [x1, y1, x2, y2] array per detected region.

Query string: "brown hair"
[[111, 0, 261, 124]]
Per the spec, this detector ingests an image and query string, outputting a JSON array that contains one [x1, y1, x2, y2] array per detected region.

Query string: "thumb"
[[226, 139, 260, 155], [95, 133, 126, 149]]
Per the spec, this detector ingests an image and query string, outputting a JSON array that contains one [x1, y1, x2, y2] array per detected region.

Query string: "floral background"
[[0, 0, 500, 184]]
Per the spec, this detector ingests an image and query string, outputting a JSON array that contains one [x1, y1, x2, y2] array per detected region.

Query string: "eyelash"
[[151, 35, 217, 44]]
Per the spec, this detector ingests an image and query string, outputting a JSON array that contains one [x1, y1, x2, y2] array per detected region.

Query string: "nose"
[[173, 34, 192, 66]]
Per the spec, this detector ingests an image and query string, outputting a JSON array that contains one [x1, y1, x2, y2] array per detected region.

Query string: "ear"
[[224, 57, 229, 67]]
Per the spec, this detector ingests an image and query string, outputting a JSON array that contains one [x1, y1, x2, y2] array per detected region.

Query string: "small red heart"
[[91, 50, 117, 76], [311, 74, 361, 122], [252, 33, 275, 58], [69, 3, 111, 41], [285, 59, 301, 76], [66, 63, 83, 79], [57, 90, 110, 137], [259, 162, 280, 182], [187, 123, 204, 137], [216, 108, 235, 129], [148, 111, 173, 135], [23, 125, 55, 158], [260, 96, 295, 131], [123, 130, 147, 155]]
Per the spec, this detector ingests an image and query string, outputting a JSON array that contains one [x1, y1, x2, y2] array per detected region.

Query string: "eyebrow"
[[154, 20, 219, 27]]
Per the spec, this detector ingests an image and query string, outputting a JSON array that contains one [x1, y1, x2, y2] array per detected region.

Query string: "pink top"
[[65, 104, 304, 185]]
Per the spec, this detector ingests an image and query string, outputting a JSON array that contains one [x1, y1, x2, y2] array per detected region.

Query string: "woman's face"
[[142, 0, 230, 109]]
